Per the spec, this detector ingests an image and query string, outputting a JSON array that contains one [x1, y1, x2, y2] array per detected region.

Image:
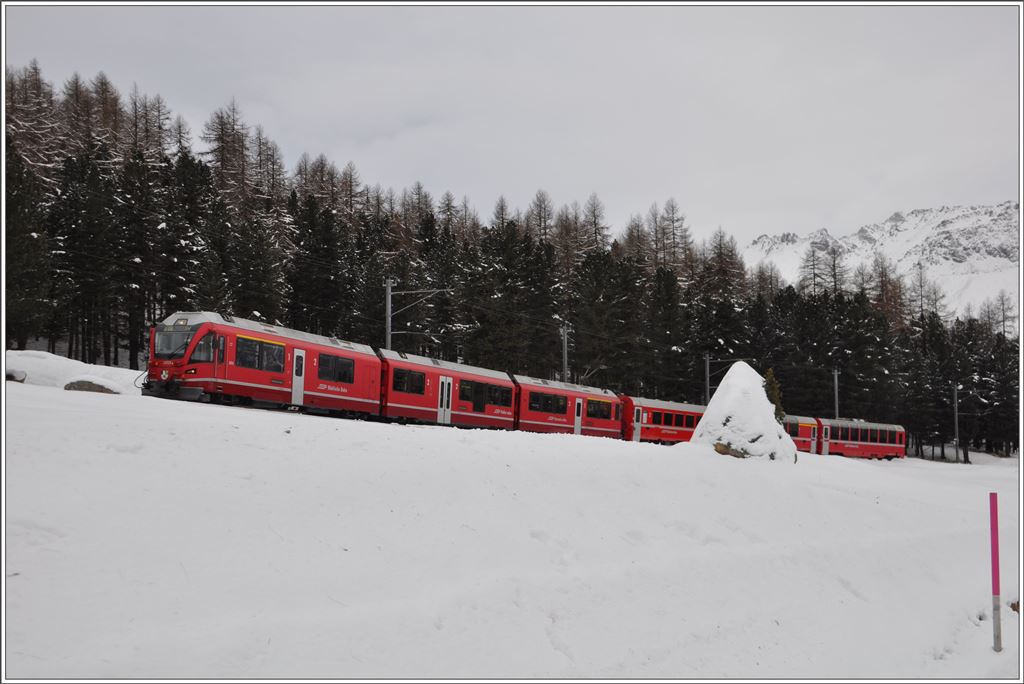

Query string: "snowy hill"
[[743, 201, 1020, 317], [4, 352, 1020, 679]]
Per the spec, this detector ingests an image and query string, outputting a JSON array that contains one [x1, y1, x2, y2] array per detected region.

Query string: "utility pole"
[[704, 352, 710, 405], [833, 368, 840, 419], [384, 278, 395, 350], [954, 383, 960, 463], [561, 324, 570, 382]]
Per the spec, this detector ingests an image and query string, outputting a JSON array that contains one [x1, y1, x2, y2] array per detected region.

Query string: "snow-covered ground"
[[4, 352, 1021, 679], [5, 349, 145, 394]]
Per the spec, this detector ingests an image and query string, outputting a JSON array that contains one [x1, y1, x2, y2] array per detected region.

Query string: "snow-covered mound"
[[690, 361, 797, 462], [3, 352, 1019, 679], [5, 350, 143, 395]]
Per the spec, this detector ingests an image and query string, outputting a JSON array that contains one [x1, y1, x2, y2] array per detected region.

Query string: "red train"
[[143, 312, 906, 459]]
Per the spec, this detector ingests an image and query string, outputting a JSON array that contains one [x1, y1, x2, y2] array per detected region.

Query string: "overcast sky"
[[5, 5, 1020, 244]]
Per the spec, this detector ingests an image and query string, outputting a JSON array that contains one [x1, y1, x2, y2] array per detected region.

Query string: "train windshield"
[[154, 331, 194, 359]]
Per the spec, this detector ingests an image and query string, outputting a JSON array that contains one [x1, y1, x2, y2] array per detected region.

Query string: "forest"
[[5, 60, 1019, 459]]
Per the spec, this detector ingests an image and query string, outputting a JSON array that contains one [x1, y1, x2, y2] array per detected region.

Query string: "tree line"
[[5, 60, 1019, 458]]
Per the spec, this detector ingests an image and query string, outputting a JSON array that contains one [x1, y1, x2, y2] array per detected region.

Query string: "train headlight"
[[160, 370, 169, 380]]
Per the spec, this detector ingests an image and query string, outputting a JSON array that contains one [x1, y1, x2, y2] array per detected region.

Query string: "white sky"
[[4, 4, 1020, 244]]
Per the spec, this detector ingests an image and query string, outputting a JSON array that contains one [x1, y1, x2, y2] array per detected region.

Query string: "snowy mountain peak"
[[742, 201, 1020, 316]]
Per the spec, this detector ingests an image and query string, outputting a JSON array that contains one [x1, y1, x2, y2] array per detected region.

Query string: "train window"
[[673, 413, 684, 427], [459, 379, 475, 402], [488, 385, 513, 407], [586, 400, 612, 420], [189, 333, 214, 363], [869, 429, 877, 443], [652, 412, 662, 425], [685, 414, 695, 428], [888, 430, 896, 444], [470, 381, 488, 412], [236, 337, 260, 369], [318, 354, 354, 383], [529, 391, 567, 414], [155, 330, 194, 359], [259, 342, 285, 373], [392, 368, 425, 395]]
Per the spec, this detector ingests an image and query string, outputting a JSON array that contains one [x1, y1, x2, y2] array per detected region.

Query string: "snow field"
[[3, 352, 1020, 678]]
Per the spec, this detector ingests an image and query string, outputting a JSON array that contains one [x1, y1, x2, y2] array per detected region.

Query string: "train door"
[[810, 424, 819, 454], [437, 375, 453, 425], [632, 407, 642, 441], [213, 334, 227, 380], [573, 398, 583, 435], [212, 333, 228, 399], [821, 423, 830, 455], [291, 349, 306, 406]]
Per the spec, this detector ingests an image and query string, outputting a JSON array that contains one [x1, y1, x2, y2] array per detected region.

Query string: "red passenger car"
[[512, 375, 622, 438], [621, 396, 705, 443], [818, 418, 906, 459], [144, 311, 382, 415], [378, 349, 516, 429], [782, 414, 820, 453]]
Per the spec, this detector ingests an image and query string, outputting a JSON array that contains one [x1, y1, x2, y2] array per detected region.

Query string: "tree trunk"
[[80, 313, 88, 363], [128, 307, 140, 371], [68, 313, 77, 359], [102, 309, 111, 366]]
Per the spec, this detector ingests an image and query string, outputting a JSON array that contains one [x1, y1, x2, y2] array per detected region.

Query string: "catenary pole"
[[385, 278, 393, 350], [833, 368, 840, 419], [561, 325, 569, 382], [954, 384, 960, 463], [704, 352, 710, 405]]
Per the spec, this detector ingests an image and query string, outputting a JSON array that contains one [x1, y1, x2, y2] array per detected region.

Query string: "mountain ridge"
[[742, 200, 1020, 317]]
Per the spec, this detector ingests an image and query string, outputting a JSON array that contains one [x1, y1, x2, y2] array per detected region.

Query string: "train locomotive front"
[[143, 313, 220, 401]]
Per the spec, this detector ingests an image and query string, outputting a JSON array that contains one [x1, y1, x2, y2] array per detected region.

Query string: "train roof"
[[820, 417, 905, 431], [512, 374, 618, 398], [781, 414, 905, 431], [626, 396, 706, 413], [158, 312, 377, 356], [377, 349, 513, 383]]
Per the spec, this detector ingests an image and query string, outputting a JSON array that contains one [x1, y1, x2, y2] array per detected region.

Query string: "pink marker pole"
[[990, 492, 1002, 653]]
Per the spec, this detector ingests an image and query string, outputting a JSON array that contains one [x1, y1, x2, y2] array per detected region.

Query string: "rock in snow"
[[690, 361, 797, 462]]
